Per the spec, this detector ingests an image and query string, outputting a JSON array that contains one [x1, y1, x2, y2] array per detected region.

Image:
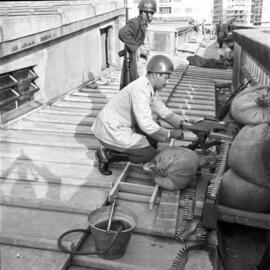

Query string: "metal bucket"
[[88, 206, 138, 260]]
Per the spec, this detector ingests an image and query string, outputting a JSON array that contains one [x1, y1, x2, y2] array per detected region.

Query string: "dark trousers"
[[134, 124, 158, 150], [99, 140, 156, 164], [98, 125, 158, 164]]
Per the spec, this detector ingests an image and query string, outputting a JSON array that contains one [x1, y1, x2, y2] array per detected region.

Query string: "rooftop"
[[0, 35, 233, 269]]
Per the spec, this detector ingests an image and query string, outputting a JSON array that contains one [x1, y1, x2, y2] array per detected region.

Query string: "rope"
[[57, 225, 123, 256]]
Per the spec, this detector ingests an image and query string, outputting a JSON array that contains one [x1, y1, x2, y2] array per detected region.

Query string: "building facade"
[[250, 0, 263, 25], [128, 0, 213, 25], [212, 0, 252, 25], [213, 0, 224, 25], [212, 0, 269, 26]]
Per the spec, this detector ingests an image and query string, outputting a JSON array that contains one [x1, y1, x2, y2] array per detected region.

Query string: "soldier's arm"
[[119, 19, 140, 53]]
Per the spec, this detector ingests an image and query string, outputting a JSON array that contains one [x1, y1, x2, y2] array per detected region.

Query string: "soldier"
[[119, 0, 157, 90], [92, 55, 185, 175], [216, 20, 227, 48]]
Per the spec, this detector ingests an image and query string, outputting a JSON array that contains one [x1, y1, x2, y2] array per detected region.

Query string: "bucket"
[[88, 206, 138, 260]]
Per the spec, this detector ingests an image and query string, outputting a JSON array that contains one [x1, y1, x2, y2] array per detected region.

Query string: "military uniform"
[[92, 75, 173, 150], [93, 54, 184, 175], [119, 15, 149, 89], [216, 23, 228, 48]]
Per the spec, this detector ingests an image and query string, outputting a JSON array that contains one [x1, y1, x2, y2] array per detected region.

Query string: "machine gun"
[[217, 78, 251, 120], [181, 117, 239, 229], [181, 117, 239, 152], [171, 118, 270, 268]]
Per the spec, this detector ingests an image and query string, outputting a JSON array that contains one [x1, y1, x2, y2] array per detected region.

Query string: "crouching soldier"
[[92, 55, 185, 175]]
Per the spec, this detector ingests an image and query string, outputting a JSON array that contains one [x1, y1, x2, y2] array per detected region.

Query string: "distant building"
[[212, 0, 224, 25], [212, 0, 252, 25], [226, 0, 252, 25], [128, 0, 213, 25], [250, 0, 263, 25], [212, 0, 269, 26]]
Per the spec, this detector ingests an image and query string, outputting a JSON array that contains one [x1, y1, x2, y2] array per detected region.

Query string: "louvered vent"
[[0, 66, 39, 114]]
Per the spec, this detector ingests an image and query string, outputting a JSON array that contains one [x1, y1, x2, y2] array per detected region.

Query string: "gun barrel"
[[182, 119, 235, 141]]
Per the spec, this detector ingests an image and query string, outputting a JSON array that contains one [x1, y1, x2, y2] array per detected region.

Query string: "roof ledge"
[[233, 29, 270, 72]]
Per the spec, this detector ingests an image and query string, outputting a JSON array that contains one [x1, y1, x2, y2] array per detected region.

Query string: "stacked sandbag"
[[187, 55, 207, 67], [219, 123, 270, 212], [149, 147, 200, 191], [219, 169, 270, 212], [228, 123, 270, 188], [219, 86, 270, 212], [231, 86, 270, 125], [187, 55, 227, 69]]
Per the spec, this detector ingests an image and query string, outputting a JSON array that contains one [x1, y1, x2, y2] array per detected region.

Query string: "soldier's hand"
[[169, 129, 184, 140]]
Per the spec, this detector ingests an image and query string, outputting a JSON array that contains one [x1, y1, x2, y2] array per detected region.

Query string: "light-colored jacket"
[[92, 76, 174, 149]]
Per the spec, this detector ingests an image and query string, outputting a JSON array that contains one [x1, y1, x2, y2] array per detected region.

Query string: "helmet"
[[138, 0, 157, 13], [147, 55, 174, 74]]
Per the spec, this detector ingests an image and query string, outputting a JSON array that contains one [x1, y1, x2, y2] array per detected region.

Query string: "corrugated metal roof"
[[0, 37, 232, 269]]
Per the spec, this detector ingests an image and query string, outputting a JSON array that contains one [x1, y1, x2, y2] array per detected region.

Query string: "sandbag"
[[228, 123, 270, 188], [222, 110, 243, 127], [187, 55, 207, 67], [149, 147, 200, 191], [187, 55, 226, 69], [231, 85, 270, 125], [219, 169, 270, 212]]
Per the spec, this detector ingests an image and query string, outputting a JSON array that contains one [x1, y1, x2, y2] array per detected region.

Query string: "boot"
[[95, 148, 129, 175], [95, 148, 112, 175]]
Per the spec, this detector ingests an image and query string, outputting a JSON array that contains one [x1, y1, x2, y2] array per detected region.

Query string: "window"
[[174, 7, 181, 13], [185, 7, 192, 13], [100, 26, 113, 70], [159, 7, 171, 14], [152, 32, 171, 52], [0, 67, 39, 115]]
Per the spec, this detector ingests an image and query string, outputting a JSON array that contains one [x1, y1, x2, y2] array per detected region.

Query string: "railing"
[[232, 28, 270, 89]]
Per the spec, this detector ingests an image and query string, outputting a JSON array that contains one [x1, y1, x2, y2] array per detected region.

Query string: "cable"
[[57, 226, 123, 256]]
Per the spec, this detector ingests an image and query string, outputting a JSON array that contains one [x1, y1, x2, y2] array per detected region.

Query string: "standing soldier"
[[92, 55, 185, 175], [201, 19, 206, 35], [118, 0, 157, 90], [216, 20, 227, 48]]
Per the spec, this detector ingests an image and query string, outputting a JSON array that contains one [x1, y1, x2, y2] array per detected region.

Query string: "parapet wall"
[[0, 1, 125, 104], [232, 29, 270, 88], [0, 1, 124, 57]]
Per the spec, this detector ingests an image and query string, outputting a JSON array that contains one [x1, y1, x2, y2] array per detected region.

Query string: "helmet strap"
[[146, 12, 150, 22], [140, 11, 151, 23]]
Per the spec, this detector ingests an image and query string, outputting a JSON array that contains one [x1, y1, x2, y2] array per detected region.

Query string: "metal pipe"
[[107, 196, 117, 232]]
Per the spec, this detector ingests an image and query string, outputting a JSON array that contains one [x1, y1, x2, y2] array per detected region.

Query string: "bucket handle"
[[57, 226, 123, 256]]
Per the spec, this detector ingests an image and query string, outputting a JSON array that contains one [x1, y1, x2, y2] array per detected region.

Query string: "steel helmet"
[[138, 0, 157, 13], [147, 55, 174, 74]]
